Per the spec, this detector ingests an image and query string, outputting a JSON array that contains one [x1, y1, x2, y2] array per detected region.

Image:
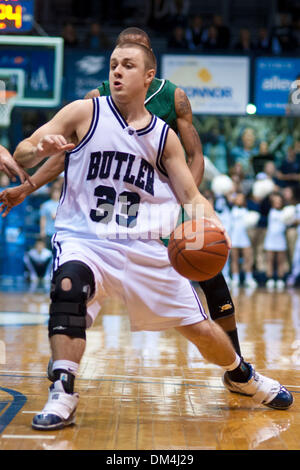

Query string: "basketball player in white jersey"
[[4, 43, 293, 429]]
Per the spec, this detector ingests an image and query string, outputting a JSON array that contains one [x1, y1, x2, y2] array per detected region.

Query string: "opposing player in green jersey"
[[0, 28, 293, 409]]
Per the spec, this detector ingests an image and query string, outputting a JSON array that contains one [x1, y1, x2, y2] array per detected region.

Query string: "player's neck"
[[113, 96, 151, 130]]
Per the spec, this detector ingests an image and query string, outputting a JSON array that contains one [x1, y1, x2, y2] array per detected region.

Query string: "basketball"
[[168, 218, 229, 282]]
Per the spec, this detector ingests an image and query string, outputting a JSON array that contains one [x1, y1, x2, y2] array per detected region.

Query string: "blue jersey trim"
[[156, 122, 169, 177], [69, 98, 100, 154]]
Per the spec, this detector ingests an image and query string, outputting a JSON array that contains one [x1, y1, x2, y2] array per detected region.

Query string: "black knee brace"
[[199, 272, 235, 320], [49, 261, 95, 340]]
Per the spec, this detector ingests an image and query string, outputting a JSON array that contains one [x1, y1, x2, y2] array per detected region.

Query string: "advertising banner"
[[161, 55, 249, 115], [64, 50, 110, 102], [255, 57, 300, 115]]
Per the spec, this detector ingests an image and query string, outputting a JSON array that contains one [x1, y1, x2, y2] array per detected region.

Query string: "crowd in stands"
[[0, 176, 63, 290], [200, 122, 300, 289], [0, 128, 300, 291], [58, 2, 300, 55]]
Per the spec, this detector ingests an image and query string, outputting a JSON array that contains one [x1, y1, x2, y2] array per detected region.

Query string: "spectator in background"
[[228, 162, 252, 194], [169, 0, 190, 28], [168, 25, 188, 49], [272, 13, 296, 53], [286, 75, 300, 116], [230, 192, 257, 288], [201, 25, 219, 51], [256, 160, 279, 187], [61, 22, 79, 48], [264, 192, 288, 290], [147, 0, 172, 32], [255, 27, 272, 53], [40, 185, 60, 249], [282, 185, 298, 272], [230, 127, 258, 176], [212, 14, 231, 49], [186, 15, 204, 50], [24, 238, 52, 288], [287, 192, 300, 286], [252, 141, 274, 175], [203, 125, 228, 174], [85, 22, 111, 50], [293, 17, 300, 49], [276, 145, 300, 188], [234, 28, 255, 52], [295, 140, 300, 164]]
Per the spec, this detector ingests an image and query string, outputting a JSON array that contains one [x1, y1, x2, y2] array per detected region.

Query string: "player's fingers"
[[0, 191, 8, 201], [61, 143, 75, 151], [0, 202, 11, 217], [2, 164, 15, 180], [55, 135, 68, 146]]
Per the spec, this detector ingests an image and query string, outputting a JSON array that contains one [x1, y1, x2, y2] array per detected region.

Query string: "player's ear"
[[145, 68, 155, 86]]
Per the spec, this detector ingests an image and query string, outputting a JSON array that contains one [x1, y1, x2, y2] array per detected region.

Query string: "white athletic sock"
[[52, 360, 79, 377], [223, 353, 241, 372]]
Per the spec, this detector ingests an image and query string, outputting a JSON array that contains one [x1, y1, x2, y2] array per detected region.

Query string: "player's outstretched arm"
[[175, 88, 204, 187], [0, 144, 35, 186], [0, 152, 65, 217], [162, 129, 231, 248], [13, 100, 92, 168]]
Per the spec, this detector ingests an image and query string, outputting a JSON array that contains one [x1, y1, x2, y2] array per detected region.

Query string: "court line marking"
[[1, 434, 55, 440], [1, 372, 300, 392]]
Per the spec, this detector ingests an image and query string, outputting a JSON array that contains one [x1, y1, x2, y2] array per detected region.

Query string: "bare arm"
[[0, 152, 65, 217], [0, 144, 35, 185], [13, 100, 93, 168], [175, 88, 204, 187]]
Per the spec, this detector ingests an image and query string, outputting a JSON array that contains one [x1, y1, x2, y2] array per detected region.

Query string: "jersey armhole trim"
[[144, 79, 166, 105], [156, 122, 169, 178], [68, 97, 100, 154]]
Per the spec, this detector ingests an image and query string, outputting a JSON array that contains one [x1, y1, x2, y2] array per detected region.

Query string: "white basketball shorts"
[[52, 233, 207, 331]]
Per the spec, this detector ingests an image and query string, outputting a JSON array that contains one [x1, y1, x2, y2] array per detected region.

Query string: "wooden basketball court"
[[0, 284, 299, 451]]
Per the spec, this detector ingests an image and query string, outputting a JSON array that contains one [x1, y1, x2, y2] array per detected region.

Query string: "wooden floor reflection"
[[0, 285, 299, 450]]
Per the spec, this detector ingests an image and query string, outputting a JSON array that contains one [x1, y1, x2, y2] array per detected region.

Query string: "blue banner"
[[255, 57, 300, 115], [64, 50, 110, 102]]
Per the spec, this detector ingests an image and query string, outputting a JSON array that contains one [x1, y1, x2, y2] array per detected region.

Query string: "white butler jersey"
[[55, 96, 181, 241]]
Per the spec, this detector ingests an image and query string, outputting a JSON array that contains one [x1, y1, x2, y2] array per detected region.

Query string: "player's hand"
[[36, 135, 75, 159], [205, 215, 232, 250], [0, 145, 35, 186], [0, 185, 28, 217]]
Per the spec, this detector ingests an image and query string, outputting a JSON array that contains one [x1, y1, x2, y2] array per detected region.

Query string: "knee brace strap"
[[49, 261, 95, 339]]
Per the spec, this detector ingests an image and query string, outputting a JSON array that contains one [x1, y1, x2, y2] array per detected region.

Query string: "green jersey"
[[98, 77, 178, 132]]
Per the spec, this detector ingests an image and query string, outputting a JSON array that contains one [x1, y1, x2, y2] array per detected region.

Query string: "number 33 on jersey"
[[55, 96, 181, 240]]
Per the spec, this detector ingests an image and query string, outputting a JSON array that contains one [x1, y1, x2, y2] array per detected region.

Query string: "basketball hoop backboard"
[[0, 35, 63, 108]]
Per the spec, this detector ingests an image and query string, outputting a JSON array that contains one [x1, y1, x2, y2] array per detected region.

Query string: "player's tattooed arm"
[[175, 88, 204, 187]]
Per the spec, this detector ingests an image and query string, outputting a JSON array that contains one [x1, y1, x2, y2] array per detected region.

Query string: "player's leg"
[[199, 272, 241, 356], [176, 319, 293, 409], [266, 251, 275, 288], [32, 260, 95, 431], [243, 246, 257, 288], [276, 251, 287, 289], [229, 247, 240, 286]]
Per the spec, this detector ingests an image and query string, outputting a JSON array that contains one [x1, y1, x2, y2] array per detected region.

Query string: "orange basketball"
[[168, 218, 229, 282]]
